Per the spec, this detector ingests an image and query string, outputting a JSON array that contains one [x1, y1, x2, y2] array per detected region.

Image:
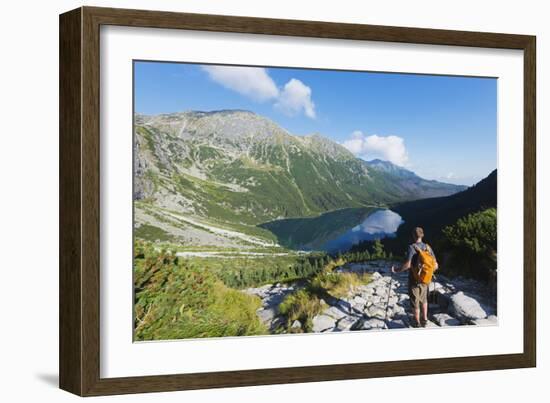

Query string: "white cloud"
[[275, 79, 316, 119], [201, 65, 279, 102], [201, 67, 316, 118], [342, 131, 409, 166]]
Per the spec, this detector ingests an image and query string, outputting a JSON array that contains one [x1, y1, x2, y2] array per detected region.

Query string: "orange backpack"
[[412, 244, 437, 284]]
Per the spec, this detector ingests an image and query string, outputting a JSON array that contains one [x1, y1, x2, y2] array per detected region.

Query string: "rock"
[[371, 272, 382, 281], [432, 313, 461, 327], [359, 318, 386, 330], [471, 315, 498, 326], [354, 296, 367, 305], [257, 308, 277, 323], [375, 287, 388, 297], [388, 296, 399, 305], [449, 292, 488, 322], [324, 306, 348, 320], [392, 305, 406, 316], [432, 281, 448, 293], [312, 314, 337, 332], [291, 320, 302, 329], [366, 306, 387, 319], [428, 303, 441, 315], [398, 294, 410, 303], [387, 319, 408, 329], [333, 299, 353, 314], [371, 295, 382, 304], [269, 315, 286, 330], [361, 289, 375, 298], [433, 291, 450, 311], [335, 316, 358, 331]]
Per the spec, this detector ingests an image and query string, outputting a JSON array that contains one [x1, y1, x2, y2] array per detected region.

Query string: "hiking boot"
[[420, 319, 428, 328]]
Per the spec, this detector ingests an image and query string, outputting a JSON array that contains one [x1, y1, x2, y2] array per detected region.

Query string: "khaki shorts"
[[409, 283, 429, 309]]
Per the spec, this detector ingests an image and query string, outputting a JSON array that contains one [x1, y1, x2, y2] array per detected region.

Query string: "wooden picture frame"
[[59, 6, 536, 396]]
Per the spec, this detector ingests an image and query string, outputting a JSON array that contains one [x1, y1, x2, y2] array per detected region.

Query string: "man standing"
[[391, 227, 438, 328]]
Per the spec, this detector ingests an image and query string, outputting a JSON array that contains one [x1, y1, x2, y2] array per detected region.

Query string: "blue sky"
[[134, 60, 497, 186]]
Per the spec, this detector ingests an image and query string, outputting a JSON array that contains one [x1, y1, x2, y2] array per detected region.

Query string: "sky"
[[134, 60, 497, 186]]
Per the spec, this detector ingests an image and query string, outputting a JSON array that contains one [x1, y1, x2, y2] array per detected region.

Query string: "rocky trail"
[[244, 260, 497, 333]]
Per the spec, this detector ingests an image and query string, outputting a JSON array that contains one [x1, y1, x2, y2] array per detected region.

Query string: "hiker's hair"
[[412, 227, 424, 240]]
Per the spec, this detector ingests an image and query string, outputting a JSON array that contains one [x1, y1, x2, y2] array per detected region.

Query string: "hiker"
[[391, 227, 438, 328]]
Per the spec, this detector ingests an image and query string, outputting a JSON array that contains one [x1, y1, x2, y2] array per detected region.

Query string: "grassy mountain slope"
[[133, 110, 466, 247]]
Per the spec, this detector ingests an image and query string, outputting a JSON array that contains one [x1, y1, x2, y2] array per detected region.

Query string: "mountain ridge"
[[134, 109, 467, 229]]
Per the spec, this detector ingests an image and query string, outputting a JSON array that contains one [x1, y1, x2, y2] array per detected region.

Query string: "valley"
[[132, 109, 497, 340]]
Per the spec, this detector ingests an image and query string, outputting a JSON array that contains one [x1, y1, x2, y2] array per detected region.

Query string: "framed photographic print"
[[59, 6, 536, 396]]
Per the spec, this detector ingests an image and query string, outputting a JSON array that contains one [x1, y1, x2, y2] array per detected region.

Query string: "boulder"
[[366, 305, 387, 319], [432, 313, 461, 327], [324, 306, 347, 320], [392, 305, 406, 316], [371, 295, 382, 304], [359, 318, 386, 330], [371, 272, 382, 281], [449, 292, 488, 322], [433, 291, 450, 311], [257, 308, 277, 323], [360, 288, 375, 298], [387, 319, 408, 329], [388, 296, 399, 305], [291, 320, 302, 329], [312, 314, 337, 332], [335, 316, 358, 331]]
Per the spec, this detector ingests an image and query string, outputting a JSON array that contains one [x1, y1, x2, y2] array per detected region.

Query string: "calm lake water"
[[259, 207, 404, 253], [321, 209, 404, 252]]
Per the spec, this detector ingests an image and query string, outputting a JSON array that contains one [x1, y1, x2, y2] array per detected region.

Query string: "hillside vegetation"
[[134, 110, 464, 250], [133, 242, 267, 340]]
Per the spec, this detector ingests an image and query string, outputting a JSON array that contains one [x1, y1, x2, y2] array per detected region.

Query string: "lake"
[[259, 207, 404, 253]]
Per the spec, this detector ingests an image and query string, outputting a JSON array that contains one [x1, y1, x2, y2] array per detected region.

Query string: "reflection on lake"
[[259, 207, 404, 253], [321, 209, 404, 252]]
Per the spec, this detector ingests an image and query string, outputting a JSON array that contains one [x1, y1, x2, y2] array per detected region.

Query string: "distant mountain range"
[[134, 110, 466, 226]]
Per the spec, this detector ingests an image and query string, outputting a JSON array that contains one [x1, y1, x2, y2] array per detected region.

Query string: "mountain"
[[381, 169, 497, 254], [133, 110, 466, 245], [363, 159, 466, 198]]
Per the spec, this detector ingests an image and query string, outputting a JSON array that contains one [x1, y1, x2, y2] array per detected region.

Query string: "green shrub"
[[441, 208, 497, 281], [208, 253, 328, 289], [134, 242, 267, 340]]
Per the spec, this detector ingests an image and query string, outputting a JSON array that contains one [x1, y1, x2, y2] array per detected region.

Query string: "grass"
[[278, 289, 324, 332], [310, 271, 372, 298], [277, 256, 372, 331], [134, 242, 267, 341], [134, 224, 174, 242], [132, 241, 374, 339]]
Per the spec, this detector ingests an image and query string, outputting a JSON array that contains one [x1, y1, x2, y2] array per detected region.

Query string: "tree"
[[371, 239, 386, 259], [443, 208, 496, 256], [442, 208, 497, 281]]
